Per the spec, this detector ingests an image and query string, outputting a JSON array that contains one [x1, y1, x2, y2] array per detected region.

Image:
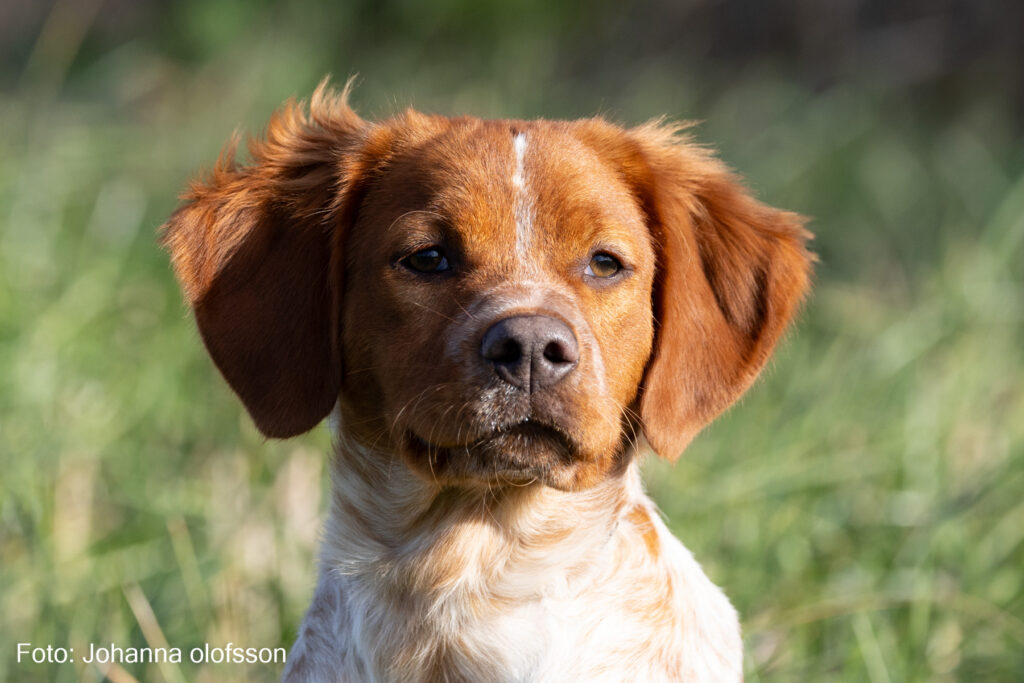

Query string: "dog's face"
[[342, 122, 656, 489], [163, 85, 812, 491]]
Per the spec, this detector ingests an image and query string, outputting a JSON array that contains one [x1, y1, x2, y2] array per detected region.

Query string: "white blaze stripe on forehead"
[[512, 132, 527, 189], [512, 132, 534, 259]]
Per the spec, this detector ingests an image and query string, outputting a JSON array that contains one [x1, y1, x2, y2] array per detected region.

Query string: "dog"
[[162, 81, 812, 682]]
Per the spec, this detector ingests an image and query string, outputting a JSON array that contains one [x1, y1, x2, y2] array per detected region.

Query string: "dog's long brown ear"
[[162, 83, 377, 438], [588, 121, 813, 460]]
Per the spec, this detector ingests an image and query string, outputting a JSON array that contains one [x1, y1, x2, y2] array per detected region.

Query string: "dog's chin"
[[402, 421, 580, 489]]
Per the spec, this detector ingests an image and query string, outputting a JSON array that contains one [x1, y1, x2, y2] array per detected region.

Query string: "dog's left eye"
[[402, 248, 450, 274], [585, 253, 622, 278]]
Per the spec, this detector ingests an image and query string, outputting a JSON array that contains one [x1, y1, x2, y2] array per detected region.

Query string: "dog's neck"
[[322, 431, 642, 598], [285, 427, 742, 682], [312, 430, 652, 679]]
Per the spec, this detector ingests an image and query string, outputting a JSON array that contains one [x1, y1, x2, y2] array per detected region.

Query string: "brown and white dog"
[[163, 81, 812, 682]]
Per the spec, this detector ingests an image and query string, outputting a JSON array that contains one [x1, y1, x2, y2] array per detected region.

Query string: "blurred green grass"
[[2, 2, 1023, 681]]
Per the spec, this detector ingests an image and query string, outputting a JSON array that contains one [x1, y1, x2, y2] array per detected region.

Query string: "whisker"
[[388, 383, 453, 442], [452, 295, 477, 322], [406, 300, 459, 324], [345, 363, 446, 375]]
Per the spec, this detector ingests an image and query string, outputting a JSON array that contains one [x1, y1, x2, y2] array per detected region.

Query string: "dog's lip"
[[498, 419, 575, 447], [405, 418, 577, 455]]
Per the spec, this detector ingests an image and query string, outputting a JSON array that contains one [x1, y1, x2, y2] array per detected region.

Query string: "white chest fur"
[[281, 445, 742, 682]]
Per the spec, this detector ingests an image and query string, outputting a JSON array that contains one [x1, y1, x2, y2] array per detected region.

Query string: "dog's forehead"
[[381, 118, 647, 260], [416, 119, 627, 201]]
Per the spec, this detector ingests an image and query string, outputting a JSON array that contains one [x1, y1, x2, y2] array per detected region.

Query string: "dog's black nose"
[[480, 315, 579, 390]]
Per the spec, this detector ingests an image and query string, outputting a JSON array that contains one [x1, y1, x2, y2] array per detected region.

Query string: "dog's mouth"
[[404, 419, 578, 485]]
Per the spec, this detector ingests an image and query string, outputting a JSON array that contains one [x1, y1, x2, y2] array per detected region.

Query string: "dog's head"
[[163, 83, 812, 491]]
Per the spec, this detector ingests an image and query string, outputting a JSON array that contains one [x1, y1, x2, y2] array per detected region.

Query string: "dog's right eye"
[[586, 252, 623, 279], [402, 247, 451, 274]]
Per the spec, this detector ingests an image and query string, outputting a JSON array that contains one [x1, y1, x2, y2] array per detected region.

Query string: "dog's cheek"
[[594, 282, 656, 408], [373, 288, 467, 435], [616, 307, 656, 404]]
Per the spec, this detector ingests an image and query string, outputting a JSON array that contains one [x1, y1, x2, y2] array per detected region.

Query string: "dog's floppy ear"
[[162, 82, 383, 438], [629, 123, 813, 459], [578, 119, 812, 459]]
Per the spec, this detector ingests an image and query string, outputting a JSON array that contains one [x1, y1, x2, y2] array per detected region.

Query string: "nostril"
[[481, 321, 524, 366], [543, 339, 576, 365], [486, 337, 522, 364]]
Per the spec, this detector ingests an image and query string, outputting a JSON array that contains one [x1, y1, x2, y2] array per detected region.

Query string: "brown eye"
[[586, 253, 622, 278], [403, 248, 450, 274]]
